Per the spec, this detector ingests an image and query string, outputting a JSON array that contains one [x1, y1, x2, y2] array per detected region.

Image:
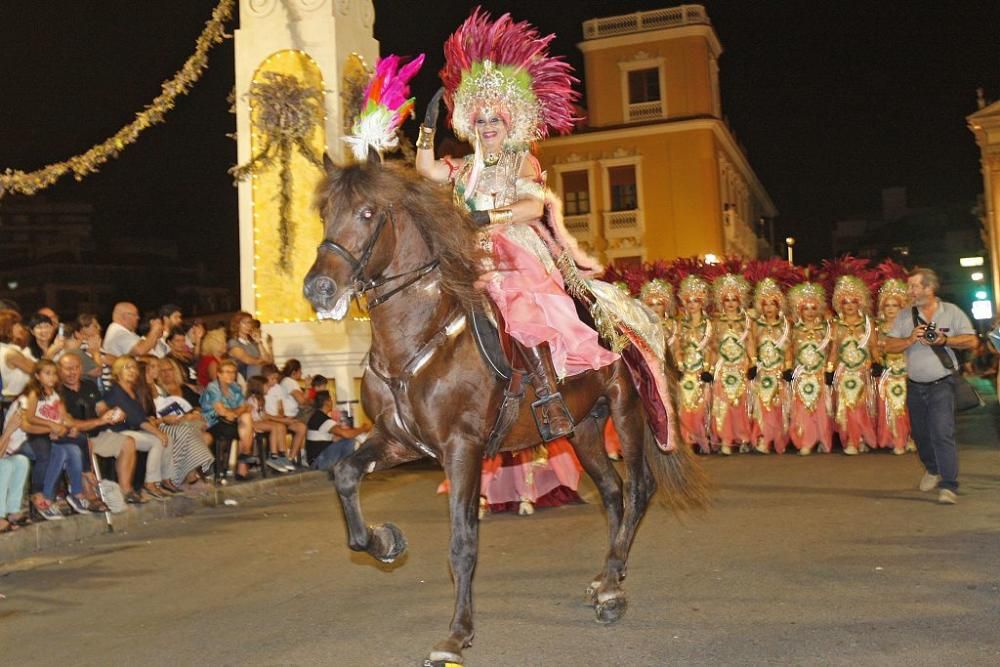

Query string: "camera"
[[922, 321, 939, 343]]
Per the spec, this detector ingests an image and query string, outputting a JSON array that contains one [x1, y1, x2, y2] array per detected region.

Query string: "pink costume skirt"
[[436, 439, 583, 512], [877, 402, 910, 450], [836, 402, 877, 449], [712, 394, 752, 447], [485, 230, 618, 378], [789, 390, 834, 453], [752, 403, 788, 453], [680, 404, 711, 454]]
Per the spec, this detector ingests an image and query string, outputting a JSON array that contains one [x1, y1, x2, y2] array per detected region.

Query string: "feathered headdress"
[[711, 273, 751, 313], [873, 259, 910, 314], [344, 54, 424, 160], [640, 278, 676, 316], [831, 275, 873, 316], [788, 282, 827, 319], [753, 277, 787, 315], [678, 275, 710, 306], [440, 9, 578, 147]]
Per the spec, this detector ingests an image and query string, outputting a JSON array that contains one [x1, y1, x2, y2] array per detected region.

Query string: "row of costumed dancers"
[[612, 257, 915, 457]]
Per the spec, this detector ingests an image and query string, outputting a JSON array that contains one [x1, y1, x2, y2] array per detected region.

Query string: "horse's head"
[[304, 149, 399, 320]]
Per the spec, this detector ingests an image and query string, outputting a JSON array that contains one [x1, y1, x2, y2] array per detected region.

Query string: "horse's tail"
[[643, 424, 710, 512]]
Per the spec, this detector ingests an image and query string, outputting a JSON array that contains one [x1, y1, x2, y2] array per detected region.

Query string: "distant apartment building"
[[538, 4, 777, 265], [0, 198, 235, 317]]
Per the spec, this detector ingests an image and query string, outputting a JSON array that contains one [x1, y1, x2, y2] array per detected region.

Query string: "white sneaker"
[[919, 473, 942, 492], [892, 448, 906, 456], [798, 447, 813, 457], [478, 496, 488, 520], [937, 489, 957, 505], [720, 445, 732, 456], [518, 500, 534, 516], [843, 446, 859, 456]]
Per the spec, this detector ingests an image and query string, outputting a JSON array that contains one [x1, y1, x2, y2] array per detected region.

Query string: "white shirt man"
[[102, 302, 163, 359]]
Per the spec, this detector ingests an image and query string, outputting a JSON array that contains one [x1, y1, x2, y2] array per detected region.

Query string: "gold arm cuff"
[[416, 126, 435, 150], [488, 208, 514, 225], [825, 362, 835, 373]]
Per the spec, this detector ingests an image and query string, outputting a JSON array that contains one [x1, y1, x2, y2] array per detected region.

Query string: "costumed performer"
[[750, 277, 791, 454], [709, 273, 755, 455], [829, 275, 879, 454], [418, 10, 605, 515], [674, 275, 713, 454], [876, 278, 912, 454], [787, 282, 835, 455]]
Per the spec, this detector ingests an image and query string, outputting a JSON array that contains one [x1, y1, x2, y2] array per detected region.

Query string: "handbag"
[[912, 307, 983, 412]]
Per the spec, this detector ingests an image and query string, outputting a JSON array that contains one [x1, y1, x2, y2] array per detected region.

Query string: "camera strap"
[[911, 306, 955, 370]]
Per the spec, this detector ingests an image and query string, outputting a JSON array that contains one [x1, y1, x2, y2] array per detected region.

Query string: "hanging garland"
[[0, 0, 235, 200], [229, 72, 326, 274]]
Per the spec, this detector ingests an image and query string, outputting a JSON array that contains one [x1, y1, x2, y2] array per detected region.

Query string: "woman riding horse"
[[415, 10, 617, 441]]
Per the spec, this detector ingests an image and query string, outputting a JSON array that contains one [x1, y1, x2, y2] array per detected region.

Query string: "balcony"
[[583, 5, 710, 40], [563, 214, 592, 237], [603, 209, 643, 239], [626, 100, 664, 123]]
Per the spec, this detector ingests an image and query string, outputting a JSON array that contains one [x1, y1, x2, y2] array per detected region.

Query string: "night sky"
[[1, 0, 998, 298]]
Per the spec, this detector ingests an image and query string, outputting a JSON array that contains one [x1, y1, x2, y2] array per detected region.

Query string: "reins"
[[316, 205, 440, 310]]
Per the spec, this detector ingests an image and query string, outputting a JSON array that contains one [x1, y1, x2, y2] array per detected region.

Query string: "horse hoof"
[[426, 647, 465, 666], [595, 595, 628, 624], [369, 523, 407, 563]]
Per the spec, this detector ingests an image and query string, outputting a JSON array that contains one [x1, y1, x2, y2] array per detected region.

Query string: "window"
[[627, 68, 660, 104], [608, 165, 638, 211], [561, 170, 590, 215]]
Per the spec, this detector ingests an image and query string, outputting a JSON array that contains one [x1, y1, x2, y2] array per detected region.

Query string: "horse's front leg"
[[332, 429, 422, 562], [426, 441, 482, 667]]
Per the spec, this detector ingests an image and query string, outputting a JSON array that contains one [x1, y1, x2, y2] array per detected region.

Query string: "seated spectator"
[[306, 391, 370, 470], [59, 315, 104, 380], [27, 313, 65, 360], [104, 356, 175, 500], [227, 312, 273, 380], [143, 357, 213, 488], [1, 408, 32, 532], [197, 327, 227, 389], [279, 359, 311, 419], [262, 363, 307, 467], [37, 307, 60, 331], [246, 375, 293, 472], [1, 310, 36, 405], [166, 326, 201, 392], [57, 353, 141, 504], [158, 356, 201, 407], [152, 304, 184, 358], [19, 359, 103, 517], [200, 360, 255, 480], [305, 374, 328, 403], [102, 302, 163, 361]]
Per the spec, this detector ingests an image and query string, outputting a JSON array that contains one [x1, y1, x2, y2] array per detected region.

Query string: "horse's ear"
[[366, 145, 382, 169], [323, 152, 337, 174]]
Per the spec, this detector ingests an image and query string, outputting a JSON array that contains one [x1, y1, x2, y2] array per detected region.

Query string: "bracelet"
[[416, 126, 435, 150], [825, 362, 835, 373], [488, 208, 514, 225]]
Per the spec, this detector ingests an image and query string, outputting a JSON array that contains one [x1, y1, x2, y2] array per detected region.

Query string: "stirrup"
[[530, 393, 574, 442]]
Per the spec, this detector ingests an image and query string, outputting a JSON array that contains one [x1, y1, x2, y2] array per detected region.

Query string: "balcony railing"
[[583, 5, 710, 40], [563, 214, 593, 237], [627, 100, 664, 123], [603, 209, 643, 239]]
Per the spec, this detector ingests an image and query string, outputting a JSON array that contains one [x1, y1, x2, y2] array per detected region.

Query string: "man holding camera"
[[884, 268, 977, 504]]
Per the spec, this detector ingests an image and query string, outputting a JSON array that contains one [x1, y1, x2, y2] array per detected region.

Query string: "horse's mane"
[[315, 160, 486, 312]]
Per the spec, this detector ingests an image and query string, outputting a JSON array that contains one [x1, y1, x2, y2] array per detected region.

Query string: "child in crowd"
[[1, 407, 32, 532], [262, 364, 307, 467], [246, 375, 293, 473]]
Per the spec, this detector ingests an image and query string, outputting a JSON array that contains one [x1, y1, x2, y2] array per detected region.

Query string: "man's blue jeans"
[[907, 376, 958, 491]]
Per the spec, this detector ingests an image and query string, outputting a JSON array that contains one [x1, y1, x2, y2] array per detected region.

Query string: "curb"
[[0, 471, 326, 565]]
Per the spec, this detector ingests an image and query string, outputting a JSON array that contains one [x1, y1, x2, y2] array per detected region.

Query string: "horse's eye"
[[358, 207, 374, 221]]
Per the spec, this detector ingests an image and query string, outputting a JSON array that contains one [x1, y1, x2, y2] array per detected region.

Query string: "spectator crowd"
[[0, 301, 370, 532]]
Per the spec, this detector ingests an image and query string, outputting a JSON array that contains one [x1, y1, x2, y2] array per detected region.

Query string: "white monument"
[[233, 0, 378, 414]]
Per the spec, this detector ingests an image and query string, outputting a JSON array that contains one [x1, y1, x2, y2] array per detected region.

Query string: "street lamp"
[[785, 237, 796, 264]]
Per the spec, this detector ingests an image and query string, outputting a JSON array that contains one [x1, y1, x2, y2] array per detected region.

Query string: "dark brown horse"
[[304, 153, 706, 666]]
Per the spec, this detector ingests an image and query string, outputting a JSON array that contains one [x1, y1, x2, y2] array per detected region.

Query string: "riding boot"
[[515, 342, 575, 441]]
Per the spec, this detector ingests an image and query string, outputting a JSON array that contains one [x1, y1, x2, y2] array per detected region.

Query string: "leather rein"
[[316, 206, 439, 310]]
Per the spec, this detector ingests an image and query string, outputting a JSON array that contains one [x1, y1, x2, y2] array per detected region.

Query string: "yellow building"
[[968, 92, 1000, 303], [539, 5, 777, 265]]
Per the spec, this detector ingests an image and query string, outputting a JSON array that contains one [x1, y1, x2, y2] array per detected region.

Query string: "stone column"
[[234, 0, 378, 416]]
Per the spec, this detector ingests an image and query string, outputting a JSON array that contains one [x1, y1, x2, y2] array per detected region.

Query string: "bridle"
[[316, 205, 439, 310]]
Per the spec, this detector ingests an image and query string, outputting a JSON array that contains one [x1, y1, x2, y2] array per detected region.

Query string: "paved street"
[[2, 396, 999, 667]]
